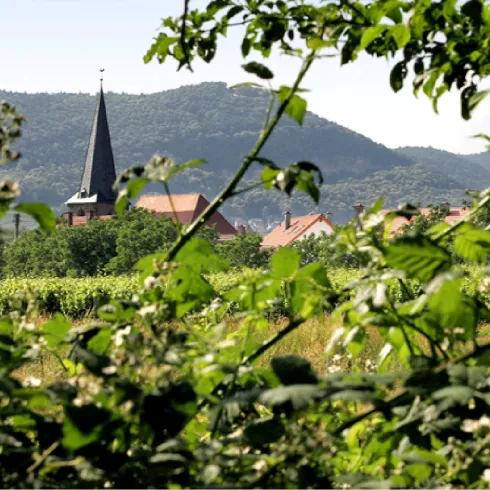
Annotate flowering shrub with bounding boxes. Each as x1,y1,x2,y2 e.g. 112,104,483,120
4,0,490,487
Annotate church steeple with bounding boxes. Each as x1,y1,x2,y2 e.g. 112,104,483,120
65,72,117,218
78,82,117,203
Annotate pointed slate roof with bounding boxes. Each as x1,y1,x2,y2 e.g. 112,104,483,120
67,85,117,204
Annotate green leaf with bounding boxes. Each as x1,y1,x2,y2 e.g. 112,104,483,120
176,238,228,273
385,236,451,282
330,389,376,402
87,328,112,354
241,38,252,57
390,24,410,48
454,224,490,262
42,314,71,348
14,202,56,232
271,356,318,385
290,262,331,317
259,384,323,410
202,464,221,485
226,5,243,19
432,385,473,403
277,86,307,125
386,6,403,23
427,279,477,339
230,82,265,89
244,417,285,447
133,252,166,277
115,195,130,216
62,418,100,450
390,61,407,92
271,247,300,278
261,165,280,189
242,61,274,79
126,177,149,200
359,25,387,50
468,89,490,117
306,38,331,50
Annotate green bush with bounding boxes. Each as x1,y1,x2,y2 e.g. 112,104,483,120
3,1,490,488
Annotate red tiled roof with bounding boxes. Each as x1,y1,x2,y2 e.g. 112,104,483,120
135,193,237,236
383,207,470,234
261,214,334,248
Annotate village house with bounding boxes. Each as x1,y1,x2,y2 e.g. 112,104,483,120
135,193,237,239
381,201,470,235
261,211,335,249
63,77,237,240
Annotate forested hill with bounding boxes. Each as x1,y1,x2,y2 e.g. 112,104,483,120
0,82,487,223
395,147,490,191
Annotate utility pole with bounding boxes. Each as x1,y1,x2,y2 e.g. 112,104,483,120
13,213,20,241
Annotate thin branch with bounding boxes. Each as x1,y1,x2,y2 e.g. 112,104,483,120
230,177,276,197
262,84,275,134
244,318,304,364
164,182,183,232
27,441,59,474
180,0,193,71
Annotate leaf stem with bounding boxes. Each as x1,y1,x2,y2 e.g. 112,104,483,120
164,181,183,232
179,0,193,71
244,317,304,364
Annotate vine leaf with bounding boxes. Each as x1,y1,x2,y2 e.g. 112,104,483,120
242,62,274,79
14,202,57,232
277,86,307,125
385,236,451,282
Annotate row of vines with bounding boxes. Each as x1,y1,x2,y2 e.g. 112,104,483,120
1,266,488,318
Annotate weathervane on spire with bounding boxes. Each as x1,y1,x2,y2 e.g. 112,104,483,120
100,68,105,86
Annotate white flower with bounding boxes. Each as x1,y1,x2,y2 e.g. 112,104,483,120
137,305,157,317
332,354,342,362
480,416,490,427
479,277,490,293
73,397,84,407
483,468,490,482
121,400,134,413
115,326,131,346
24,376,41,387
102,365,117,375
462,419,480,433
144,276,158,289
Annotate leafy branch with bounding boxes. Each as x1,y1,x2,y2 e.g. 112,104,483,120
164,49,319,262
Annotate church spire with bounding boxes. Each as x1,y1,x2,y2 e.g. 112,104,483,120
78,72,117,203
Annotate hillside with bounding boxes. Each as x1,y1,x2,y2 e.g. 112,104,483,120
0,82,480,223
395,146,490,192
465,152,490,170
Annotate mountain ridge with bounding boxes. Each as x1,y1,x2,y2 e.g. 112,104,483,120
0,82,487,223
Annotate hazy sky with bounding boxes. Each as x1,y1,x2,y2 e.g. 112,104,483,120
2,0,490,154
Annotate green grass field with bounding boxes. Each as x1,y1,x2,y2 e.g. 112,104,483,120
6,265,488,385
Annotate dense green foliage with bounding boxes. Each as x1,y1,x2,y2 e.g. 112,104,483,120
4,0,490,488
2,209,218,277
1,86,488,223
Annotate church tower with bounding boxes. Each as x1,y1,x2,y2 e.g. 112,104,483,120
64,71,117,223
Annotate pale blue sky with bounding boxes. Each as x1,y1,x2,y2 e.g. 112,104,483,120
1,0,489,154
